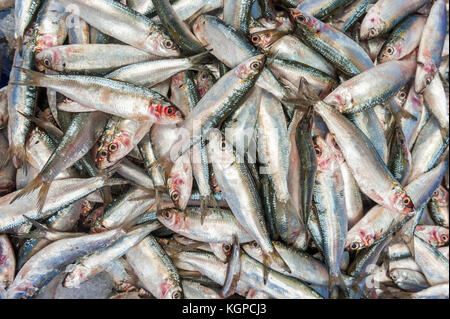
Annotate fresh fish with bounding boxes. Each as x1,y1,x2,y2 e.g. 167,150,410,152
415,0,447,93
55,0,181,57
360,0,429,40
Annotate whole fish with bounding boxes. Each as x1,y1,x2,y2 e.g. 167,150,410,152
192,15,287,100
314,101,414,215
35,44,158,73
125,235,182,299
6,228,125,299
208,129,290,273
415,0,447,93
378,15,426,63
360,0,429,40
54,0,181,57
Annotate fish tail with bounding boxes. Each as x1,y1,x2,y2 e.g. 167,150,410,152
1,145,27,169
9,67,45,87
199,195,211,225
439,127,449,143
328,273,349,299
265,247,292,274
149,152,174,180
9,173,45,205
36,181,51,213
188,50,213,68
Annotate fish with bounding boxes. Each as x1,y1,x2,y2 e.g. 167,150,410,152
360,0,429,40
415,0,447,93
0,0,448,300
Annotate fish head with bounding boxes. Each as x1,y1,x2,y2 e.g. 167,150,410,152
157,208,187,232
391,183,415,215
167,159,192,210
313,135,339,172
161,278,183,299
149,102,184,124
432,185,449,206
414,62,436,94
417,226,449,247
209,242,233,263
242,241,263,260
323,87,352,113
378,42,402,63
248,30,283,51
62,265,89,289
325,133,345,164
195,69,215,97
234,54,266,81
207,129,235,171
393,86,409,107
360,9,385,40
287,9,319,34
35,49,60,72
345,228,374,251
148,32,180,57
192,15,209,45
388,268,408,283
95,132,130,170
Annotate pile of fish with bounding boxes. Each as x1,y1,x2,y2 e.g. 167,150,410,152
0,0,449,299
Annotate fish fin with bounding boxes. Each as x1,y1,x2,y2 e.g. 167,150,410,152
266,247,291,274
46,88,60,127
262,254,269,285
199,195,211,225
9,173,45,204
36,182,51,213
149,152,174,180
439,127,449,143
23,215,50,232
101,186,113,207
1,145,27,169
328,273,349,299
185,6,207,25
188,50,213,67
16,110,64,139
9,67,45,86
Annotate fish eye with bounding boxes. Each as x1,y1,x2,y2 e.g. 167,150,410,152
386,46,395,55
43,58,51,67
172,291,182,299
250,62,261,70
314,146,322,156
201,72,208,80
390,272,398,280
441,234,449,243
433,190,439,197
163,39,175,49
369,28,377,37
403,197,410,205
223,244,231,252
425,77,432,85
251,35,261,43
297,14,306,23
163,210,172,219
350,242,360,250
108,143,118,152
164,106,176,116
100,150,108,158
171,191,180,203
251,242,259,248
